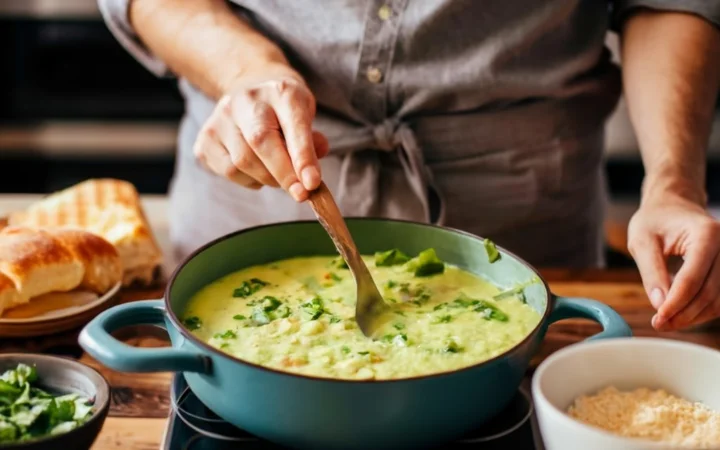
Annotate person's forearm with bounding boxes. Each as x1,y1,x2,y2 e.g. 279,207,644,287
620,10,720,206
129,0,297,99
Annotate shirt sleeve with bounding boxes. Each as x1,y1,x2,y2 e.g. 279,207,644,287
97,0,172,77
611,0,720,31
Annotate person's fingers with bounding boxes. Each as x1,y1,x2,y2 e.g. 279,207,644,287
666,252,720,330
270,81,321,191
195,132,261,189
313,131,330,159
688,294,720,327
655,225,720,327
215,97,278,187
232,95,305,201
627,230,670,310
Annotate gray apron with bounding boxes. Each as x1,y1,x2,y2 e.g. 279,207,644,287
168,78,613,268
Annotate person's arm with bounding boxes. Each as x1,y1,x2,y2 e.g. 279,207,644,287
620,9,720,330
128,0,327,200
129,0,290,99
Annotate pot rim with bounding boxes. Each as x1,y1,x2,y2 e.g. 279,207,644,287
163,217,554,384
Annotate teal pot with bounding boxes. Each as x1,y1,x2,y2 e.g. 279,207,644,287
79,219,631,450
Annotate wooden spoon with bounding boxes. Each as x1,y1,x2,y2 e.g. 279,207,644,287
307,182,390,338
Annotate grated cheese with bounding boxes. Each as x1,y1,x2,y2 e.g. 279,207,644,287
567,386,720,449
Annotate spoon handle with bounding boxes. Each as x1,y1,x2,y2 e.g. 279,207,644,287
306,182,367,276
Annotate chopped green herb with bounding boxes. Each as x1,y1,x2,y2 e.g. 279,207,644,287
0,364,94,444
432,315,453,324
300,297,326,321
393,323,405,330
452,295,481,308
341,346,351,354
484,238,501,263
433,303,447,311
274,304,292,319
329,316,342,324
394,311,406,317
357,351,370,356
442,339,463,353
328,272,342,282
331,257,349,269
473,300,509,321
233,314,246,320
385,280,398,288
374,249,410,267
220,343,230,349
182,316,202,331
381,333,408,347
232,278,269,298
260,296,282,312
405,248,445,277
214,330,237,339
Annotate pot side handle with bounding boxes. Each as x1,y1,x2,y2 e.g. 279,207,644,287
78,299,210,374
549,296,632,341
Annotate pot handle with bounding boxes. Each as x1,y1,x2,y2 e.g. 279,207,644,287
549,296,632,341
79,299,210,374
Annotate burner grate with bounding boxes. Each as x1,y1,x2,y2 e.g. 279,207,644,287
162,374,545,450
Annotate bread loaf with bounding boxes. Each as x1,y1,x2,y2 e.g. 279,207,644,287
8,178,163,286
44,228,123,294
0,226,123,317
0,227,84,301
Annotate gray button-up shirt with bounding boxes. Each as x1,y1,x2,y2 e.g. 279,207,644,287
99,0,720,266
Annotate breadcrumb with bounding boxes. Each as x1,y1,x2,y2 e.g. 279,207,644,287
567,386,720,449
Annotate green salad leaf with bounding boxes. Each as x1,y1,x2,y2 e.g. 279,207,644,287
0,364,94,444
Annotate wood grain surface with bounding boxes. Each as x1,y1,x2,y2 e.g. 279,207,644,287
1,268,718,450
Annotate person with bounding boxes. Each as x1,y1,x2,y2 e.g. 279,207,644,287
98,0,720,332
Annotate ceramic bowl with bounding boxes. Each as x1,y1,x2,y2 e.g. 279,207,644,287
532,337,720,450
0,354,110,450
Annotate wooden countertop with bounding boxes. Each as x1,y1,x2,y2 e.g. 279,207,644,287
1,268,719,450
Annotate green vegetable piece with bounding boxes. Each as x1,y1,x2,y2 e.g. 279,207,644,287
453,295,480,308
329,316,342,324
432,315,453,324
484,238,501,263
374,249,410,267
357,351,370,356
0,420,16,442
406,248,445,277
274,304,292,319
473,300,509,321
49,421,77,436
182,316,202,331
300,297,325,321
260,296,282,312
331,257,349,269
393,323,405,330
233,315,246,320
214,330,237,339
442,339,463,353
394,311,406,317
340,346,351,354
232,278,269,298
385,280,397,288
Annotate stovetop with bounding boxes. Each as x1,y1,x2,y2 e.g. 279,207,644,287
161,373,545,450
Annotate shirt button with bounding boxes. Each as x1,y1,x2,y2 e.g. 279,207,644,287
366,67,383,84
378,4,392,21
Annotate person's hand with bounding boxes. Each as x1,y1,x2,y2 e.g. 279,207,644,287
628,189,720,331
193,66,329,202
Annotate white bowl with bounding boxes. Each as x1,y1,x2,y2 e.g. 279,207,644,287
532,337,720,450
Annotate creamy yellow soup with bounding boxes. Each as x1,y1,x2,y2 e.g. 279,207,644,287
181,249,542,380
